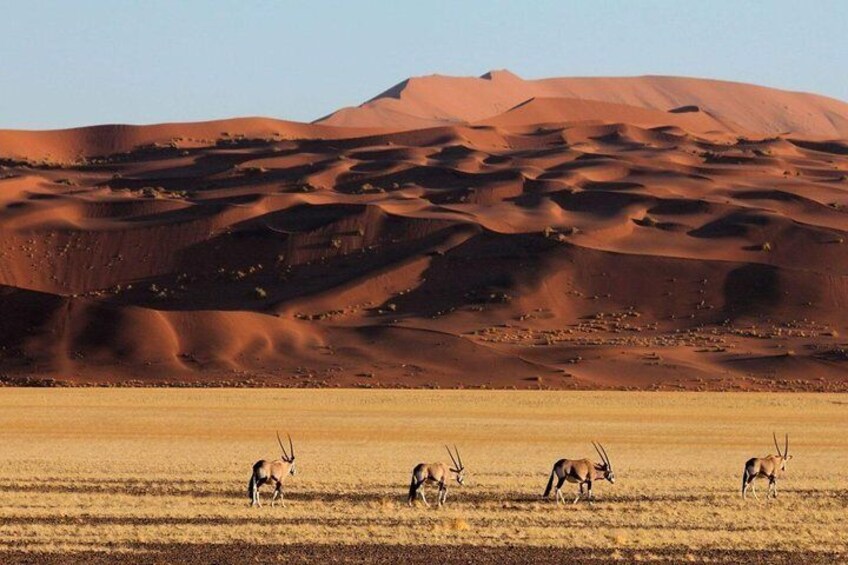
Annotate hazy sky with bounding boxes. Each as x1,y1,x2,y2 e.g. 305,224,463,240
3,0,846,129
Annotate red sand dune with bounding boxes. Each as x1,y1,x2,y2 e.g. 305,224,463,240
1,71,848,390
0,118,391,164
318,71,848,137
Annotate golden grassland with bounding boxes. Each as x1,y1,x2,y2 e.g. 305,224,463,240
0,389,846,559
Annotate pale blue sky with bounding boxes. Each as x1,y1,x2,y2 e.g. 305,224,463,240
2,0,846,129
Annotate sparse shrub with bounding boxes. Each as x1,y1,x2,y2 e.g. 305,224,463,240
543,226,579,241
465,288,512,304
358,183,385,194
243,166,267,176
141,186,165,199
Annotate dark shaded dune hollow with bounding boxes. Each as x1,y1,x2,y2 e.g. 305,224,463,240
2,71,848,390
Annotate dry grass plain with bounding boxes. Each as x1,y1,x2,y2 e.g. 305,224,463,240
0,389,846,563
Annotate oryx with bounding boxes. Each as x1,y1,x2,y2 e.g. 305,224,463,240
408,445,465,507
248,432,297,507
543,441,615,504
742,433,791,500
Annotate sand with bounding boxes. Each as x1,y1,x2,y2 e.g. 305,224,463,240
1,71,847,389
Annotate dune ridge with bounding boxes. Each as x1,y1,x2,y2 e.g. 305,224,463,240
1,72,848,390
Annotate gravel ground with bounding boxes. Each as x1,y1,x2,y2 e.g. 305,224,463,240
1,544,842,565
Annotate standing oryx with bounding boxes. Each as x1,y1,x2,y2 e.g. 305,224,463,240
742,433,791,500
543,442,616,504
248,432,297,507
407,445,465,507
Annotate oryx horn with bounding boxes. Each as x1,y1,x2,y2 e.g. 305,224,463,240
445,445,462,471
277,431,291,461
592,441,610,468
773,432,783,458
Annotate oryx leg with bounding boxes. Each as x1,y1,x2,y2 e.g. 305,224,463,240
418,486,430,508
439,484,448,506
271,482,285,507
587,480,594,505
250,478,258,507
555,475,567,505
573,482,584,505
270,483,278,507
769,476,777,499
254,483,263,507
747,478,759,500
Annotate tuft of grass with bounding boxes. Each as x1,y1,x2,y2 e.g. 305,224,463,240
450,518,470,532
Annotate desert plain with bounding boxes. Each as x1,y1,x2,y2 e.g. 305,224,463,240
0,388,846,564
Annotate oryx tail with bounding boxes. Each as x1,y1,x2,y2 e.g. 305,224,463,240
543,467,556,498
408,476,419,503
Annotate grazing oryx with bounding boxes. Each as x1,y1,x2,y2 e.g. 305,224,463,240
248,432,297,507
543,442,616,504
407,445,465,507
742,433,791,500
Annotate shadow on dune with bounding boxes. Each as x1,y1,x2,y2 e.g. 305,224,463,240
723,263,781,316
